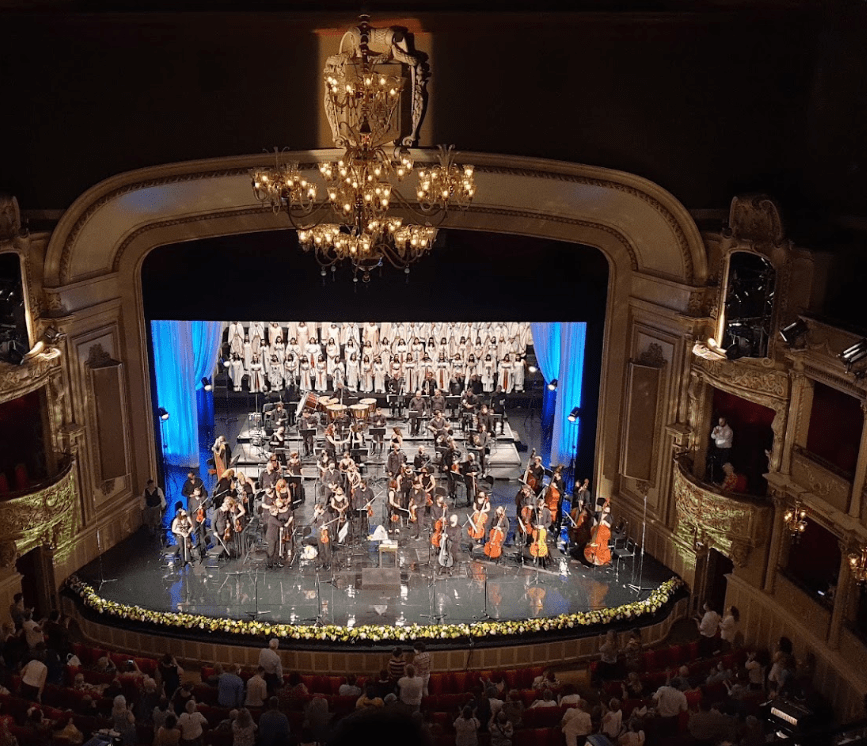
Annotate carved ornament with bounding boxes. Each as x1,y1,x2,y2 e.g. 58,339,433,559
0,460,78,567
637,343,667,368
673,457,771,567
693,356,788,401
726,194,785,246
0,353,60,406
790,448,852,513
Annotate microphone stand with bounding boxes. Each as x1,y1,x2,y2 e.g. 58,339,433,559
472,565,495,621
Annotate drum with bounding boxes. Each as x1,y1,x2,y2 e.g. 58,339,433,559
350,403,370,422
327,404,348,421
248,412,262,428
360,397,377,415
318,396,336,411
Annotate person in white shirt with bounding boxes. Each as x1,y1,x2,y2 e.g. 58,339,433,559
720,605,740,651
601,698,624,740
396,664,424,712
695,602,721,657
258,638,283,694
20,650,48,702
178,698,208,744
709,417,734,482
244,666,268,708
21,612,43,649
652,684,687,737
561,700,592,746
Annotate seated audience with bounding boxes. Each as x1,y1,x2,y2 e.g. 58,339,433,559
561,699,592,746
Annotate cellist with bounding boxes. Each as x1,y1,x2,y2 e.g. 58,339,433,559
584,504,613,567
468,490,491,545
484,506,508,563
528,455,545,496
431,494,448,549
516,484,536,546
547,464,566,534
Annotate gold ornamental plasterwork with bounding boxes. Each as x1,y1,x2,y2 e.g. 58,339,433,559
0,354,59,406
693,357,789,402
673,457,771,567
0,460,78,567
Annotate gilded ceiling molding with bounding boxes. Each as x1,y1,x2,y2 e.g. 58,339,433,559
0,460,78,568
673,456,771,568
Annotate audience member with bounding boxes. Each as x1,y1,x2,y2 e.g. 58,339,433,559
669,665,692,691
258,696,290,746
532,668,560,691
245,666,268,708
42,610,70,655
8,593,26,630
695,601,721,657
172,682,195,716
559,683,581,706
232,707,257,746
501,690,524,728
258,639,284,694
652,683,687,737
412,641,431,695
218,664,245,708
153,696,172,732
134,676,160,726
338,673,362,697
372,669,393,699
561,699,592,746
388,647,407,681
356,684,385,710
598,629,620,680
489,709,513,746
397,663,423,712
158,653,183,699
304,696,332,743
454,705,481,746
23,706,52,741
177,698,208,745
622,628,642,672
21,611,43,650
110,695,137,745
155,713,181,746
618,716,646,746
19,647,47,702
601,698,623,740
720,605,740,650
688,699,735,745
745,651,765,690
529,688,558,709
621,671,646,700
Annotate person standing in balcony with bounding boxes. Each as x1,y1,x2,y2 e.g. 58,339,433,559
708,416,733,483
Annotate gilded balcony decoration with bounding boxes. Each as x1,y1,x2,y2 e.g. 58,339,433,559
0,458,77,568
0,351,61,407
673,456,771,567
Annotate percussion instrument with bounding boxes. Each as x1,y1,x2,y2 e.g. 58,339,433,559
350,403,370,421
251,434,263,447
360,398,377,415
296,391,322,420
248,412,262,428
318,396,337,411
327,404,348,421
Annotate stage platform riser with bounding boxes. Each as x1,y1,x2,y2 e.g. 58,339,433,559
61,597,687,675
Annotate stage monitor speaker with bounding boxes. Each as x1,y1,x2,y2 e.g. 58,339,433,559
361,568,401,592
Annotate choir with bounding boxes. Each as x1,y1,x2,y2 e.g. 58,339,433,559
222,321,533,395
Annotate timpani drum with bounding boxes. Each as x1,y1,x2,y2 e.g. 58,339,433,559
360,397,377,415
350,403,370,422
318,396,336,411
327,404,348,421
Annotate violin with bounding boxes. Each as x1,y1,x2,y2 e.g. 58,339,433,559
408,503,418,523
483,526,504,559
319,525,330,544
468,510,486,541
530,526,549,558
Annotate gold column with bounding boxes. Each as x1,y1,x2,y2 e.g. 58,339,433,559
828,537,856,650
763,491,788,594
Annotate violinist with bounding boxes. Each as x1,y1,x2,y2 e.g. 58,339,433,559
214,468,236,511
329,486,350,544
338,450,356,491
274,478,291,507
259,459,280,494
236,472,254,511
386,443,406,478
311,503,332,570
187,486,208,553
409,478,428,539
370,408,387,455
285,451,303,505
387,488,404,534
352,478,375,539
264,499,288,569
528,456,545,496
413,446,429,473
181,471,207,504
316,450,331,480
171,509,194,566
420,467,436,511
320,461,341,503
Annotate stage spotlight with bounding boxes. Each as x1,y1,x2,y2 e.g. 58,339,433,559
222,358,231,368
839,338,867,370
779,319,808,345
527,364,538,374
567,407,580,422
157,407,170,421
201,377,213,391
547,379,558,391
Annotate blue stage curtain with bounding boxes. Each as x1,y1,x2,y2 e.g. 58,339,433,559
530,321,587,471
151,320,223,467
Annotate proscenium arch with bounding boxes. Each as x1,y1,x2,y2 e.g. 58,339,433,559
42,150,707,504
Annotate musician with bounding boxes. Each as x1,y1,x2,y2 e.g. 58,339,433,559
263,500,287,569
390,427,404,451
428,410,450,443
534,497,552,538
370,408,387,455
171,509,194,566
420,371,437,397
430,389,446,415
259,460,280,494
142,479,166,537
442,439,461,498
386,443,406,477
268,425,286,454
329,487,351,545
448,374,463,396
396,464,414,508
320,462,341,503
311,503,332,570
460,388,478,431
324,423,340,462
420,467,436,512
409,478,428,539
181,471,207,502
573,478,591,508
187,486,208,552
273,401,289,429
471,424,491,474
236,472,254,510
316,450,331,480
413,446,429,472
285,451,303,505
477,404,495,435
387,488,403,534
492,505,509,536
352,478,374,540
408,390,425,436
463,453,481,506
349,421,367,459
274,477,291,507
299,410,316,456
442,514,462,571
211,436,231,478
469,490,491,545
214,468,236,510
491,386,507,434
549,464,566,534
432,493,449,529
528,456,545,496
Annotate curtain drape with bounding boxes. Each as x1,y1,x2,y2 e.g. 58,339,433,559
151,320,223,467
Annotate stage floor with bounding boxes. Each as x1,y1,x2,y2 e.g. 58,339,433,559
80,485,674,630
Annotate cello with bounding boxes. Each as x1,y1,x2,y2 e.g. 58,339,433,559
483,525,504,559
529,526,549,560
468,510,486,541
524,448,538,492
584,507,612,566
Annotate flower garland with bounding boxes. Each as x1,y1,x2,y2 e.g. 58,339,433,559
65,574,684,644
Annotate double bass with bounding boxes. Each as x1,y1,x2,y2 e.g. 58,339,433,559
584,509,612,566
524,448,538,492
544,481,560,515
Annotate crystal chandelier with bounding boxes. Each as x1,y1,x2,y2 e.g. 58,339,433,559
251,16,476,282
782,500,808,542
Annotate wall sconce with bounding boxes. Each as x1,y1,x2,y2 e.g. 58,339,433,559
849,546,867,585
782,500,808,542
